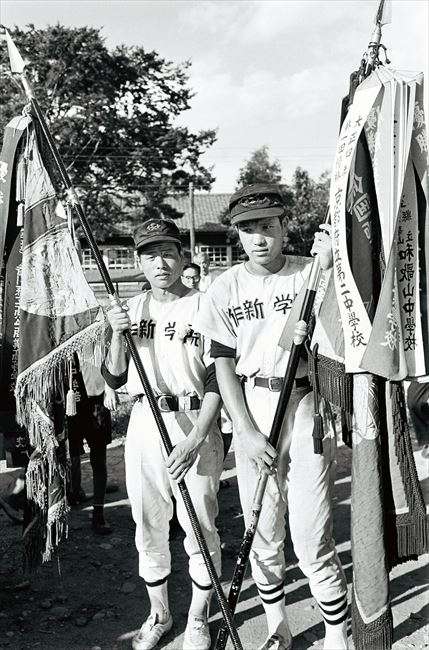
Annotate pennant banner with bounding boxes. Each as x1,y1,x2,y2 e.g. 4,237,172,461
330,74,382,372
330,68,428,379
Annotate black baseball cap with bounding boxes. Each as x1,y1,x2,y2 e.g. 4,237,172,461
134,218,182,251
229,183,286,225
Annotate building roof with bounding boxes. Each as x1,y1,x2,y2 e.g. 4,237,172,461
165,193,231,232
109,193,232,238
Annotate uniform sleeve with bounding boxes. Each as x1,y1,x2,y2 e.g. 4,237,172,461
101,359,128,389
194,284,237,350
210,340,236,358
203,362,220,395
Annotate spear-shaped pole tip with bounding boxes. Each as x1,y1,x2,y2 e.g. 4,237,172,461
4,28,26,74
375,0,392,27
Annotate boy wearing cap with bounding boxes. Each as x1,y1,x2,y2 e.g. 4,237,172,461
195,184,348,650
102,218,224,650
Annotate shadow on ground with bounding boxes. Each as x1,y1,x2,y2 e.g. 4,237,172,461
0,440,427,649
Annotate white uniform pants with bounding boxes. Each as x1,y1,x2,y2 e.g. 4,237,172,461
125,399,223,586
235,383,347,608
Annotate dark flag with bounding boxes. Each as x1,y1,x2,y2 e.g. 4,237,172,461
0,115,105,562
0,117,31,469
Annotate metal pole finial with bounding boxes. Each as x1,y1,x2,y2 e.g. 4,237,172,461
364,0,392,76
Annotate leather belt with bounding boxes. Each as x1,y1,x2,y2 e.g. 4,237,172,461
242,375,310,392
137,394,201,412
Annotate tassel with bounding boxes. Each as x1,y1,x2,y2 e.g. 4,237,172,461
311,343,324,454
342,412,353,448
16,203,24,226
16,154,27,226
65,360,77,416
66,389,77,416
16,155,26,201
313,414,324,454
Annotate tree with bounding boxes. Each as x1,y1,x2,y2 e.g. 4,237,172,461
221,145,285,230
285,168,330,256
222,147,329,257
0,25,216,237
236,145,282,187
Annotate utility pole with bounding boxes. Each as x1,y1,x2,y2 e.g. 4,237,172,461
189,181,195,260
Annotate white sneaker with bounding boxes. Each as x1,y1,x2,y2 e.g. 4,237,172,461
183,614,211,650
132,612,173,650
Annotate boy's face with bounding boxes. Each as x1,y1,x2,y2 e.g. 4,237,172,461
237,216,286,266
137,242,183,289
182,267,200,289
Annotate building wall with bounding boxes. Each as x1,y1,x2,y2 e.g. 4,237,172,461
81,233,241,271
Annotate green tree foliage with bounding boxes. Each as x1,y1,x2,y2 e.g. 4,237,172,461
0,25,216,237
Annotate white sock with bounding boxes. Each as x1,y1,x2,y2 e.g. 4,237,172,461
145,578,170,624
257,581,292,642
323,620,348,649
189,581,213,621
318,593,348,649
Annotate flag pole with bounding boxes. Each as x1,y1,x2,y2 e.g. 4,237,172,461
189,181,196,260
215,1,390,647
3,29,242,650
364,0,390,78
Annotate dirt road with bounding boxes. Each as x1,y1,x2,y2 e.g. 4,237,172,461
0,439,427,649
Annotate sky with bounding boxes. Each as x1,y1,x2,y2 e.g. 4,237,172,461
1,0,428,192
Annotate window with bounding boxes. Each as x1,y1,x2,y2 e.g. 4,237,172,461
199,245,228,265
231,245,243,264
107,247,135,269
81,247,136,270
82,248,97,270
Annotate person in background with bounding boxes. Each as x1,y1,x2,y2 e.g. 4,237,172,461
195,252,215,292
0,471,25,524
407,379,429,456
182,262,201,290
67,353,119,535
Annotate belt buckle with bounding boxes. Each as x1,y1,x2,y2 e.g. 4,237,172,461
157,395,171,412
179,395,192,411
268,377,282,392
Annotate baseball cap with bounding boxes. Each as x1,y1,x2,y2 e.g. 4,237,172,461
134,218,182,250
229,183,286,226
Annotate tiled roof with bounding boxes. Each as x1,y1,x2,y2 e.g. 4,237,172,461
165,193,231,231
112,193,232,236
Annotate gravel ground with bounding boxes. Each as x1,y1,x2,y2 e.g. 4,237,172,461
0,436,427,650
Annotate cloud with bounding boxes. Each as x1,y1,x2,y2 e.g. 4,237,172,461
239,0,353,43
3,0,426,192
178,1,249,40
179,56,347,189
177,0,428,189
